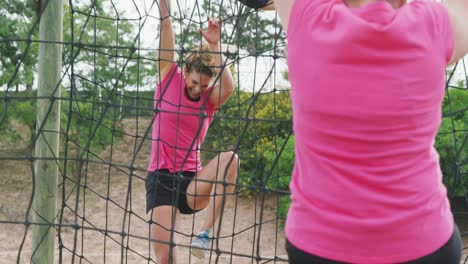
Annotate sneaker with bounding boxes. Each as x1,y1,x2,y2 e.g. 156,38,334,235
191,231,210,259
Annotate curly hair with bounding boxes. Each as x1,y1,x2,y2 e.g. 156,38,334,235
184,43,218,78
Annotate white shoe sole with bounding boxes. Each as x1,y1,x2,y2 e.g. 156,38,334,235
190,243,206,259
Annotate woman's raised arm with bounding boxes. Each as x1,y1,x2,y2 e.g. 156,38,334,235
445,0,468,64
158,0,176,80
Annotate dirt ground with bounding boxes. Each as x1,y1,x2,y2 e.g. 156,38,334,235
0,118,288,263
0,195,287,264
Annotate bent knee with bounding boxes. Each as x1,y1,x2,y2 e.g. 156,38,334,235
218,151,239,183
220,151,239,165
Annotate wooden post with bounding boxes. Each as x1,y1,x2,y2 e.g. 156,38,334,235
32,0,64,263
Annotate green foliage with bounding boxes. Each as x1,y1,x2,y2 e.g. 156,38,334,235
0,1,38,90
120,90,154,118
1,2,154,178
263,136,294,227
1,90,122,178
62,92,120,148
259,120,294,227
0,91,37,145
263,135,294,190
277,195,290,227
60,90,123,177
436,88,468,196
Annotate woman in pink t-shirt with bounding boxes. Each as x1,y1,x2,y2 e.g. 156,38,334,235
146,0,239,263
240,0,468,263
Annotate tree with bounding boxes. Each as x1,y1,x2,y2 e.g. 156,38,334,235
60,2,158,177
0,1,38,91
62,2,157,99
1,2,159,178
171,0,286,59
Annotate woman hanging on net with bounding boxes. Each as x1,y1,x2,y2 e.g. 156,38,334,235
239,0,467,263
146,0,239,263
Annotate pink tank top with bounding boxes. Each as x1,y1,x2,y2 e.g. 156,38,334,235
285,0,455,262
148,64,217,173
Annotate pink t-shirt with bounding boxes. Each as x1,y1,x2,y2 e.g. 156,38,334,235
285,0,454,262
148,64,217,173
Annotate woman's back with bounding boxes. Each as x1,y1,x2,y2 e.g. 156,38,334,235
284,0,455,262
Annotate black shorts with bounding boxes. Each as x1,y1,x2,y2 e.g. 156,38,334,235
286,224,461,264
145,169,201,215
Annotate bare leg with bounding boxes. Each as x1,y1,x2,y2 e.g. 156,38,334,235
148,206,180,264
186,151,239,231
